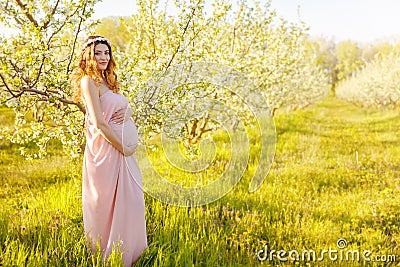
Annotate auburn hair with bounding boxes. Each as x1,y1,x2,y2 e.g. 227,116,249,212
70,35,119,101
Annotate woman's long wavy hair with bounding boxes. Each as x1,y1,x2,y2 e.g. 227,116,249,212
70,35,119,101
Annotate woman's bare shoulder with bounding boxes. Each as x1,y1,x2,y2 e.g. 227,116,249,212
80,76,99,97
80,75,97,88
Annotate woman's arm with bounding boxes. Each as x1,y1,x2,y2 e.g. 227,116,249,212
81,76,135,156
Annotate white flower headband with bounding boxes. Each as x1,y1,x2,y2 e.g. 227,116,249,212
81,37,111,51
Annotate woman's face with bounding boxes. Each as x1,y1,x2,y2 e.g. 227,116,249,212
94,43,110,71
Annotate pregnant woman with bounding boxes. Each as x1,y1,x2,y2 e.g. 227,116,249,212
70,36,147,266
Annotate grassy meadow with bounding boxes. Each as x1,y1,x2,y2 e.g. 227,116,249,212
0,96,399,266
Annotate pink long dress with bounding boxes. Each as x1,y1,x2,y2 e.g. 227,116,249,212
82,89,147,266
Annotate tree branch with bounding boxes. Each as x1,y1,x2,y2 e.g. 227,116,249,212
31,54,46,89
14,0,39,28
42,0,60,29
67,1,87,74
9,60,31,85
47,4,81,48
1,1,23,26
149,4,157,60
22,87,85,113
165,1,199,70
0,73,17,98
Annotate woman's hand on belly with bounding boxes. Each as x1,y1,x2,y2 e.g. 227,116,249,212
110,107,133,125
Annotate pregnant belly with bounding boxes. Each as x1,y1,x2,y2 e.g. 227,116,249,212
110,119,138,148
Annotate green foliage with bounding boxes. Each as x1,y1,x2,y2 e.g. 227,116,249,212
1,97,399,266
95,16,131,51
335,40,363,82
360,40,400,63
307,36,400,97
306,36,338,91
336,52,400,109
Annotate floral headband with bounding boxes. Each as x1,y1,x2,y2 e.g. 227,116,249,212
81,37,111,51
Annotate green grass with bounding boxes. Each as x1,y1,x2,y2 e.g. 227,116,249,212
1,96,399,266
